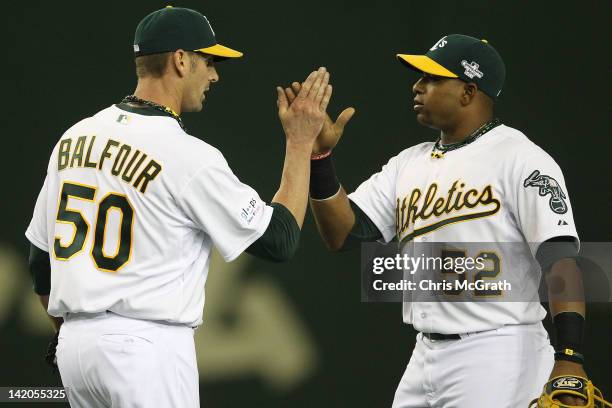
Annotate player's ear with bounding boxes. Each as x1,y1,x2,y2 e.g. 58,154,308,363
172,49,189,77
461,82,478,106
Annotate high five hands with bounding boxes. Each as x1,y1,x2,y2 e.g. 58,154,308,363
280,71,356,154
276,67,333,149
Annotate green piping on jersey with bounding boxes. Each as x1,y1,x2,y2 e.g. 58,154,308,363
115,103,176,118
399,207,501,243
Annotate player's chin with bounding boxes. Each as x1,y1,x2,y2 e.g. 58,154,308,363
415,112,430,126
190,98,205,112
415,114,440,131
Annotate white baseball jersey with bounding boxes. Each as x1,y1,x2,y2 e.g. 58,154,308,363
349,124,579,334
26,105,273,327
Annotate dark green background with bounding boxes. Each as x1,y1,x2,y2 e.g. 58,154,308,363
2,1,610,407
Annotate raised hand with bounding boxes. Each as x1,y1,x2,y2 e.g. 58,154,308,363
276,67,332,149
284,81,355,154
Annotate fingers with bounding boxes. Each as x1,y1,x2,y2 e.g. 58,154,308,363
314,71,330,103
336,107,356,129
297,70,318,100
285,87,297,103
291,82,301,94
307,67,327,99
320,85,333,111
276,86,288,114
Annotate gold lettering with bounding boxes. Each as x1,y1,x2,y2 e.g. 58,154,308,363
99,140,119,170
58,139,71,171
395,199,401,236
396,180,501,242
121,150,147,182
444,180,460,213
111,145,131,176
432,197,446,217
419,184,438,219
403,189,421,233
464,189,479,208
133,160,162,193
84,136,98,168
69,136,87,168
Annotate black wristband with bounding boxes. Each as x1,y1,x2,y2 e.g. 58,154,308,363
554,349,585,364
553,311,585,354
310,154,340,200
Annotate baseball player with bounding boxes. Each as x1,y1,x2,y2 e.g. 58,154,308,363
26,7,332,407
286,34,598,406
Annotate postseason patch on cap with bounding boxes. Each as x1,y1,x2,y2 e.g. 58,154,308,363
461,60,483,79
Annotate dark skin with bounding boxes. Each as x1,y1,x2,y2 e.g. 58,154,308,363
285,71,588,406
412,73,494,144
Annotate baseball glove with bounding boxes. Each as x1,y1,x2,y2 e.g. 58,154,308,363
45,331,59,374
529,376,612,408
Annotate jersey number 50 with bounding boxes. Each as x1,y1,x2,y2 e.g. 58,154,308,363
53,181,134,272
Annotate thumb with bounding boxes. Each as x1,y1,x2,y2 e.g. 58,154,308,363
335,107,356,130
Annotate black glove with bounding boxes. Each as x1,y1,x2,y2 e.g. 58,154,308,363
45,332,59,373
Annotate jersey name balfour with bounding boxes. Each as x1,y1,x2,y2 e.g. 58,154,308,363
57,135,162,194
396,180,501,242
25,105,274,327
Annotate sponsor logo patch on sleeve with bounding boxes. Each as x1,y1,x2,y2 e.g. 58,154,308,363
240,198,260,225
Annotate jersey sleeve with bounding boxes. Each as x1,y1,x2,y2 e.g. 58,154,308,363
178,156,273,262
348,154,399,243
514,151,579,256
25,175,50,252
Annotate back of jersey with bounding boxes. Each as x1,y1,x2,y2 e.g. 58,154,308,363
26,105,273,327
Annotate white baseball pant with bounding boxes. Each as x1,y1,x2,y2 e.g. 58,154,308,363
392,322,554,408
56,311,199,408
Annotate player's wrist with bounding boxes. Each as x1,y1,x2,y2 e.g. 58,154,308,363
552,312,584,348
552,311,585,364
554,348,585,365
285,140,315,156
310,151,340,199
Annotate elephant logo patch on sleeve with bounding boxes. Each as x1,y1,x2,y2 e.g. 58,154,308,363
523,170,568,214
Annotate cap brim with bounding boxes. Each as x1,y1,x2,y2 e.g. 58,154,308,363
396,54,458,78
196,43,243,59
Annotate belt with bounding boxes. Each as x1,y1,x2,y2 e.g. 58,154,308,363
421,332,461,341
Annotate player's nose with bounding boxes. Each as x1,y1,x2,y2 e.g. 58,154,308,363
412,77,425,94
209,66,219,83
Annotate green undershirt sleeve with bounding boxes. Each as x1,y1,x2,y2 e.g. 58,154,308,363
245,203,300,262
340,201,383,251
536,236,579,271
29,243,51,295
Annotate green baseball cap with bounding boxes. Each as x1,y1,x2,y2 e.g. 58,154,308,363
133,6,242,60
397,34,505,99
